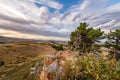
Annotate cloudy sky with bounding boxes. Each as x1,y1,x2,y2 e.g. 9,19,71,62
0,0,120,41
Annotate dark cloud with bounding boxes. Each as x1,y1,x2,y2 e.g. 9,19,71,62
0,23,69,38
0,14,33,24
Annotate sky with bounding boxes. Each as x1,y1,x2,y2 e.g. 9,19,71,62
0,0,120,41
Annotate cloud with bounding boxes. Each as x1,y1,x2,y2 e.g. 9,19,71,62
0,29,68,41
95,19,116,29
0,0,120,41
64,0,120,30
80,0,90,10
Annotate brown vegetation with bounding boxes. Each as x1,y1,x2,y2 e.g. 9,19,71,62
0,42,55,64
0,42,56,80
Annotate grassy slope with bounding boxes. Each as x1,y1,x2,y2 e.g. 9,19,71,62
0,42,55,80
0,42,55,63
0,57,43,80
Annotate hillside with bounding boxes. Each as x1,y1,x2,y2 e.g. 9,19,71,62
0,42,56,80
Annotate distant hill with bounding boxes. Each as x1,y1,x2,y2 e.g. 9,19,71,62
0,36,40,42
0,36,67,43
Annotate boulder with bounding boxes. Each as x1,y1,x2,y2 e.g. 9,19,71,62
39,50,76,80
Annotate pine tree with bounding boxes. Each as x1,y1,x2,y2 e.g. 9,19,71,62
68,22,104,54
105,29,120,59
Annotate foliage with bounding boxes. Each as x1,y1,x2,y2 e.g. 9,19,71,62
105,29,120,59
52,44,63,51
68,22,104,53
60,53,120,80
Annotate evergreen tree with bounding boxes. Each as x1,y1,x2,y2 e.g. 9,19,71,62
68,22,104,54
105,29,120,59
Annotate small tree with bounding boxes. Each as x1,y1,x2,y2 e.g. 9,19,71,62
68,22,104,54
105,29,120,59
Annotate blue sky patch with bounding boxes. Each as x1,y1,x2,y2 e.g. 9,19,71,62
56,0,82,13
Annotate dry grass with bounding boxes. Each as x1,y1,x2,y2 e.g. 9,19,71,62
0,42,55,63
60,53,120,80
0,42,55,80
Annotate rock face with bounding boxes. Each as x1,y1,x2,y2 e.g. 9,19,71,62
30,62,43,76
44,62,58,73
39,50,76,80
40,70,48,80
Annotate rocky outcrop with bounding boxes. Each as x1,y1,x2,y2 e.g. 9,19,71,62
39,50,76,80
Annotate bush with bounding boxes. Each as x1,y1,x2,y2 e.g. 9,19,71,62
52,44,63,51
0,61,4,67
60,53,120,80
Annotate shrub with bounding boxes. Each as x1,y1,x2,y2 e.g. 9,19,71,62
0,60,4,67
52,44,63,51
61,53,120,80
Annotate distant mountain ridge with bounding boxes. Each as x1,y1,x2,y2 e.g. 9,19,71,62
0,36,67,43
0,36,40,42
